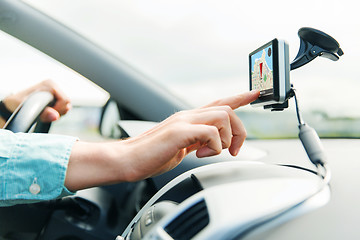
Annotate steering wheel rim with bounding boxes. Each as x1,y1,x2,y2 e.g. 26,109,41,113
3,91,55,133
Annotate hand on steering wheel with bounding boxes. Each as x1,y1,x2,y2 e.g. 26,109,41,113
3,91,55,133
2,80,71,133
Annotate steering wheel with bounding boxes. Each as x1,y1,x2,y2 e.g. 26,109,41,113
3,91,55,133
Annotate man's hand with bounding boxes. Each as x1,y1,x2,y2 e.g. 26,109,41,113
2,80,71,124
122,89,260,181
65,90,260,191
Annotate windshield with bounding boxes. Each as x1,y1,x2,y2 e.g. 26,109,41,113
21,0,360,138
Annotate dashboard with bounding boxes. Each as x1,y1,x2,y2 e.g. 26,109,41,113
244,139,360,239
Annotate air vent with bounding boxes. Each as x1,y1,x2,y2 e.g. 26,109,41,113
164,199,209,240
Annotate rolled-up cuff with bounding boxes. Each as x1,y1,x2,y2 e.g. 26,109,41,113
0,130,78,206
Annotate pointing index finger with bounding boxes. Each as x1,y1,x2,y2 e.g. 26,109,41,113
203,89,260,110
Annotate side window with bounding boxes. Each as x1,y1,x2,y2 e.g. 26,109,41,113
0,31,109,140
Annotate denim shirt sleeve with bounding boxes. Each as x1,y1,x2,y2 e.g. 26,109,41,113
0,129,78,207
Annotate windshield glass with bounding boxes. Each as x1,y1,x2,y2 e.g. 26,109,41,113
22,0,360,138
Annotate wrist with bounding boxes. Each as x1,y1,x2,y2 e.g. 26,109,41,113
106,139,139,182
0,100,13,122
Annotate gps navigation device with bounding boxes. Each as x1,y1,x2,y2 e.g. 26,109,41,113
249,39,290,107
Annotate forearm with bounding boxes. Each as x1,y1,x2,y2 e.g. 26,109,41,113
0,99,14,128
64,140,131,192
0,117,6,128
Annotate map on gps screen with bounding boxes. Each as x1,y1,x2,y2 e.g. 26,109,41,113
251,45,273,95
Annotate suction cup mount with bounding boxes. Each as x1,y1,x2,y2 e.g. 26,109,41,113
268,27,343,111
290,27,343,70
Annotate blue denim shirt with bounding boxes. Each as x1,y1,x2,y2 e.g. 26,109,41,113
0,129,77,206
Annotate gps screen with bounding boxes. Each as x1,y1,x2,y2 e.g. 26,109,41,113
250,44,273,96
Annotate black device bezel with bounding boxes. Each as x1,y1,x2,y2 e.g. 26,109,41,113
249,39,280,105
